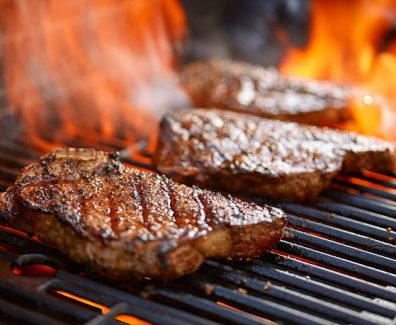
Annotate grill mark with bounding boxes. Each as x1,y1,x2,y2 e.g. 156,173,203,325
193,189,207,229
229,196,243,224
70,180,83,225
47,180,82,226
191,118,229,167
208,142,228,166
251,118,262,143
39,179,90,237
196,191,216,229
109,207,119,235
161,178,179,227
227,119,259,169
133,174,150,233
130,175,142,220
171,119,207,175
108,191,122,237
250,120,271,158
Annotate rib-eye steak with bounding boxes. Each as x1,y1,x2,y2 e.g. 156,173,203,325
181,59,361,126
0,148,286,279
155,109,396,202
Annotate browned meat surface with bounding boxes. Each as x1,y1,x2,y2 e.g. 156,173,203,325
181,59,357,126
0,148,286,280
155,109,396,202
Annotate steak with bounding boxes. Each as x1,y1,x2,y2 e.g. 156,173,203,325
155,109,396,202
180,59,360,126
0,148,286,280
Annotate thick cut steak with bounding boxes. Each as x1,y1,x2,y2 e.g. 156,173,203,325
0,148,286,279
155,109,396,201
181,59,359,126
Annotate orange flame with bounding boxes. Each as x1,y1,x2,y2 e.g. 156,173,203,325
0,0,187,148
281,0,396,139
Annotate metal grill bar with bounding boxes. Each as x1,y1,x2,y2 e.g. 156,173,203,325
323,189,396,217
0,298,64,325
49,277,212,325
0,166,19,181
333,179,396,201
348,174,396,189
51,273,203,324
276,241,396,285
286,214,396,256
0,281,96,323
0,139,41,159
184,277,335,325
278,203,395,242
314,198,396,229
205,260,396,318
0,230,220,325
263,254,396,301
199,263,394,324
151,289,270,325
285,228,396,271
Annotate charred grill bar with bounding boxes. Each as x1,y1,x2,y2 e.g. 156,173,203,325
0,137,395,325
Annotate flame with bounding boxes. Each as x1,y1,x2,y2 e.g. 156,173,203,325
0,0,187,148
57,290,151,325
281,0,396,139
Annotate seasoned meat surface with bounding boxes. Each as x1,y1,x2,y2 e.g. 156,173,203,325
155,109,396,201
181,59,356,126
0,148,286,279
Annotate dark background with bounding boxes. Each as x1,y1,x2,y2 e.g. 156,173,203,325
181,0,309,66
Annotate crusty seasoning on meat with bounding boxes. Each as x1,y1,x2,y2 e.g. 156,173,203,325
0,148,286,280
181,59,357,126
155,109,396,202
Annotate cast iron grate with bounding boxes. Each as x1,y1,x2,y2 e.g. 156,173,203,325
0,136,395,325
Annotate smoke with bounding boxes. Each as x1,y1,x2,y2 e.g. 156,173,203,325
0,0,188,144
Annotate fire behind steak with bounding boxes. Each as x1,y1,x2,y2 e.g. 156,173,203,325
181,59,357,126
0,148,286,280
155,109,396,202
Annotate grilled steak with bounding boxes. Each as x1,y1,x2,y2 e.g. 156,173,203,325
181,59,358,126
155,109,396,202
0,148,286,280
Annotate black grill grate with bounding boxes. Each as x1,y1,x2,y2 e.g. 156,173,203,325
0,137,395,325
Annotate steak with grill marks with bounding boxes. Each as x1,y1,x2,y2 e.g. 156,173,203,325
0,148,286,280
181,59,362,126
155,109,396,202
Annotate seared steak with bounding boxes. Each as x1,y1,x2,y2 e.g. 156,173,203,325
0,148,286,280
155,109,396,202
181,59,358,126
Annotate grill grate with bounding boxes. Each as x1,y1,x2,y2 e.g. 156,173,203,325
0,137,395,325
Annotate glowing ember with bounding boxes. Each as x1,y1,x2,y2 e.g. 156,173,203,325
281,0,396,139
216,302,275,323
12,264,56,277
0,0,187,148
57,291,151,325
